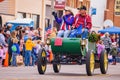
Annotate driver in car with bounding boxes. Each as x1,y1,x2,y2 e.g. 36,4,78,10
69,5,92,39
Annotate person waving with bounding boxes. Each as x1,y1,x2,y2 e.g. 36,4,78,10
52,8,74,38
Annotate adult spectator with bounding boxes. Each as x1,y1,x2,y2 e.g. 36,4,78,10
8,31,17,66
5,24,12,32
0,28,7,46
102,32,112,54
37,27,42,39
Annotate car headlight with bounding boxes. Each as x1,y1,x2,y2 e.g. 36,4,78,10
46,38,51,45
81,39,86,46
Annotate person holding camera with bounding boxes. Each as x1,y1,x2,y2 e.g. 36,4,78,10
52,8,74,38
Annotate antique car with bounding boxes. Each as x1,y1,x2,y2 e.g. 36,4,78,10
37,35,108,76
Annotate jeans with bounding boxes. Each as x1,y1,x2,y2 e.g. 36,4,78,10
69,28,88,39
25,50,31,66
11,53,17,66
57,30,71,38
31,53,36,66
106,48,110,54
82,29,88,39
112,56,116,62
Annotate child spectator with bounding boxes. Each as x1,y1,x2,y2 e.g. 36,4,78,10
25,37,35,66
0,45,4,67
110,42,118,65
97,40,105,59
11,38,20,66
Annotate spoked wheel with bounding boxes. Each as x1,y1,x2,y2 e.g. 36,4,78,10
37,48,47,74
100,50,108,74
86,50,95,76
53,55,61,73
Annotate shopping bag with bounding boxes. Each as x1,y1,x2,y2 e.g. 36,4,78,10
16,55,23,65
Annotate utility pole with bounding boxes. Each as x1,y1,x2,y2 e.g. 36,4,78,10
41,0,46,42
51,0,54,30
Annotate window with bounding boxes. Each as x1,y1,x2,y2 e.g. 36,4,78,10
17,12,26,19
32,14,40,29
26,13,31,18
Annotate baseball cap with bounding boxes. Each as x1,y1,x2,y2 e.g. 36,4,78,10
77,5,87,10
7,23,13,27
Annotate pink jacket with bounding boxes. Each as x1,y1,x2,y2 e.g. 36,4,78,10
97,44,105,54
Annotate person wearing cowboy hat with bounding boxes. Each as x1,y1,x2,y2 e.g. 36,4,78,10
69,5,92,39
52,8,74,38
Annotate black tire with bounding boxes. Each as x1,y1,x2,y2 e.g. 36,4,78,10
86,50,95,76
53,63,61,73
53,55,61,73
37,48,47,74
100,50,108,74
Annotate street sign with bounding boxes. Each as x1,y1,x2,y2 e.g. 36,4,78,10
91,8,96,15
0,0,4,2
54,0,65,10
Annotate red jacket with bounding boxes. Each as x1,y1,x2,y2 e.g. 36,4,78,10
74,14,92,30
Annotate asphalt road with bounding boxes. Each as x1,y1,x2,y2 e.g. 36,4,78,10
0,63,120,80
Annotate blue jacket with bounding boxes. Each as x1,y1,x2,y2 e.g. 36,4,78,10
55,14,74,30
12,43,20,54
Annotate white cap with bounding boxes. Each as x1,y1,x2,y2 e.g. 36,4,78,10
6,31,10,35
7,23,13,27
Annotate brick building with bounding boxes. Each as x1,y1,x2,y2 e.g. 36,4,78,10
105,0,120,27
66,0,90,14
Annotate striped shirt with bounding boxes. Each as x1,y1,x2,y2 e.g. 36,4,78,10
102,37,112,49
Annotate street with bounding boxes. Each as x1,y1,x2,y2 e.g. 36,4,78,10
0,63,120,80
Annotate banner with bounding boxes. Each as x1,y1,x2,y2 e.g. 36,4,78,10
115,0,120,15
0,0,4,2
54,0,65,10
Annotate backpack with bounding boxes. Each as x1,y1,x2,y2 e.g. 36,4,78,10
11,44,17,52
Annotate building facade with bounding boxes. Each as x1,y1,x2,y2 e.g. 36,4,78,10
0,0,91,40
90,0,107,31
105,0,120,27
0,0,52,28
64,0,90,16
0,0,15,26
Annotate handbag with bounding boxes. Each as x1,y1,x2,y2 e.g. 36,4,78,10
16,55,23,65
